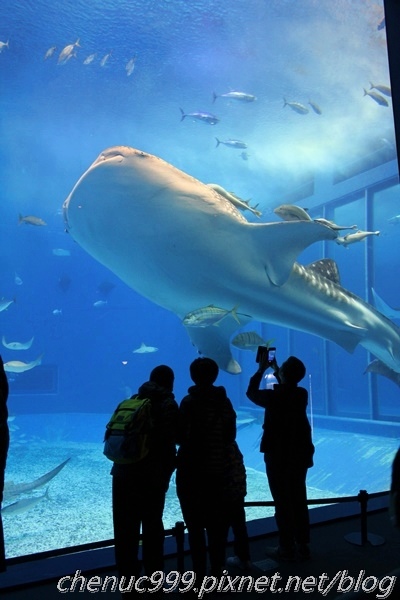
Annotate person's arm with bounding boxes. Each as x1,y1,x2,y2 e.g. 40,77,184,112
246,353,279,407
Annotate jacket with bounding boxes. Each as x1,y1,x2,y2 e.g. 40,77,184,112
247,371,314,468
176,384,236,477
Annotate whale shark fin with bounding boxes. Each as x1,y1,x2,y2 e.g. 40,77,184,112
251,221,338,287
185,312,253,374
306,258,341,285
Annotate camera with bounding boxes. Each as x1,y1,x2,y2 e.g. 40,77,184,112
256,346,276,363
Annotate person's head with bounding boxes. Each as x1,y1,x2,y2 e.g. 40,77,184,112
279,356,306,385
149,365,175,392
190,357,219,386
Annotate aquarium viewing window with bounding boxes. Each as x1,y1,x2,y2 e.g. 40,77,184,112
1,0,399,560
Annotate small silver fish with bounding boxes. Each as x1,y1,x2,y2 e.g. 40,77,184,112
132,342,158,354
388,215,400,225
215,138,248,149
183,304,241,328
0,40,9,53
241,151,250,161
336,230,380,247
0,297,15,312
369,82,391,97
100,52,112,67
363,88,388,107
44,46,56,60
18,214,47,226
274,204,311,222
52,309,62,316
180,108,219,125
14,272,23,285
283,98,309,114
125,57,136,76
83,53,96,65
212,91,256,103
2,335,34,350
308,100,322,115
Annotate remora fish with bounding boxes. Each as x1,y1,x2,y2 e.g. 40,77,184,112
207,184,261,218
3,458,70,501
336,230,380,247
62,146,400,376
4,354,43,373
2,489,49,516
180,108,219,125
274,204,311,222
314,218,357,231
2,335,34,350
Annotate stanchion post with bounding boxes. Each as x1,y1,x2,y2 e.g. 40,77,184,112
359,489,369,546
173,521,185,573
344,489,385,546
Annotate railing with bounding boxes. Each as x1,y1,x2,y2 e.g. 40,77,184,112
4,488,389,571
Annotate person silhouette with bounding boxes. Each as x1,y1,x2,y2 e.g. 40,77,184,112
111,365,178,581
176,357,237,579
0,356,9,573
247,353,314,561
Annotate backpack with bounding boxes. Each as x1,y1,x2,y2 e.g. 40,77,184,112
103,396,153,464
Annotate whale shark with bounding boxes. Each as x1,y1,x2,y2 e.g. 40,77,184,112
63,146,400,376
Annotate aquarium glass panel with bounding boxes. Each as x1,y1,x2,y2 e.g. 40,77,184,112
1,0,399,560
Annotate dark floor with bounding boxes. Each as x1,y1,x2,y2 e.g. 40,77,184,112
1,508,399,598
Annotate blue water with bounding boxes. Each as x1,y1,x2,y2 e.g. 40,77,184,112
1,0,399,557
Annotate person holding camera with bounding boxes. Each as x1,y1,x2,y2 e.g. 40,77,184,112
246,348,314,561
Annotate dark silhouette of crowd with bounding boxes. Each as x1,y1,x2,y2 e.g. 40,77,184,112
0,356,9,573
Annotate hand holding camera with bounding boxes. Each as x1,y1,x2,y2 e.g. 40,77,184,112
256,346,277,372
